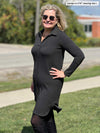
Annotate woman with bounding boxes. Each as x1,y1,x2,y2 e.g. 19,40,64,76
31,4,85,133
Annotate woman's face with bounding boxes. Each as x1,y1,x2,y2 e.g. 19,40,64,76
42,10,58,30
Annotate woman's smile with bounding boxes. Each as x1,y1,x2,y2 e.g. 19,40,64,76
43,21,53,25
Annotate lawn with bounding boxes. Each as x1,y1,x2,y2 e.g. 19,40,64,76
0,65,100,92
0,87,100,133
0,77,32,92
64,65,100,82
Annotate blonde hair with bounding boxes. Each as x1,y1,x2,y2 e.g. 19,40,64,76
40,4,67,31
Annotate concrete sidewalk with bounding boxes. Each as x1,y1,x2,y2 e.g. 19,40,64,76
0,76,100,108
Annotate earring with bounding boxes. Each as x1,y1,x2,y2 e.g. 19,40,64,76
57,23,60,27
57,23,62,30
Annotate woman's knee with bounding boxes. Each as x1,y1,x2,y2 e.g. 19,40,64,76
31,114,41,126
31,115,36,126
31,114,48,133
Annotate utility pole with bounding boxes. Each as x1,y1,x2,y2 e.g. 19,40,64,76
9,0,24,22
35,0,40,35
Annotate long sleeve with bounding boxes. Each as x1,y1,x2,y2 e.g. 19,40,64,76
60,32,85,77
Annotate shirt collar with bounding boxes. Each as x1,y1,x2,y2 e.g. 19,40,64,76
39,25,59,37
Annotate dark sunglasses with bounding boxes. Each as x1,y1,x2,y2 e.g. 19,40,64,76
42,15,55,21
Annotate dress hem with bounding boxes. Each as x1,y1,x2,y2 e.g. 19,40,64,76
33,104,62,117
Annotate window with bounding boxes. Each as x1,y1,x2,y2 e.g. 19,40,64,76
89,25,92,32
85,25,88,32
84,24,92,32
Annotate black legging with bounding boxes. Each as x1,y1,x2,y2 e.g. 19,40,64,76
31,110,57,133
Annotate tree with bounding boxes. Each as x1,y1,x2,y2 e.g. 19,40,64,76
0,0,86,44
0,0,36,44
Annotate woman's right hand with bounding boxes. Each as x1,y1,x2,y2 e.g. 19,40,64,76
31,82,34,92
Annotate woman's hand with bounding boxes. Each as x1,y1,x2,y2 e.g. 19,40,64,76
31,82,34,92
49,67,65,79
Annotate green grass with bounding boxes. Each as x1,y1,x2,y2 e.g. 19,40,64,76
64,65,100,82
0,77,32,93
0,65,100,92
0,87,100,133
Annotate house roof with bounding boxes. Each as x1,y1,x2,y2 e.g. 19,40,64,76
77,15,100,23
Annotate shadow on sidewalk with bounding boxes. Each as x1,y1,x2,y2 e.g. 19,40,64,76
21,126,34,133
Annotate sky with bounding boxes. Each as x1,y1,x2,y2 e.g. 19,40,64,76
67,0,100,16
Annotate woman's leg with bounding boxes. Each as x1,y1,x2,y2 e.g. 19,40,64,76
45,110,57,133
31,113,48,133
31,110,57,133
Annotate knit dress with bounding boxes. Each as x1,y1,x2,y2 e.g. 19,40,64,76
31,25,85,116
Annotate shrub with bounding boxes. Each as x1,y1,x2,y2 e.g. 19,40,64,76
74,37,88,47
87,38,100,47
74,37,100,47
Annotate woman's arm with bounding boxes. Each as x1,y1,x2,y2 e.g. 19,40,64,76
49,32,85,79
60,32,85,77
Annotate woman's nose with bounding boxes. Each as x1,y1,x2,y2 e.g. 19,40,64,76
46,17,50,21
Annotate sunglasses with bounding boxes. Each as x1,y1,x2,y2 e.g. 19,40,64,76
42,15,56,21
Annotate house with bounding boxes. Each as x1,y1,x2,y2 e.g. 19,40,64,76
77,15,100,38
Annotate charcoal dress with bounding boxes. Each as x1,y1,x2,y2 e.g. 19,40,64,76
31,25,85,116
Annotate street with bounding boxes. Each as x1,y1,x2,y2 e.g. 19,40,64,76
0,44,100,69
0,44,100,81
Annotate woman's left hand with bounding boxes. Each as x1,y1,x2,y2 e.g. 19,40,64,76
49,67,65,79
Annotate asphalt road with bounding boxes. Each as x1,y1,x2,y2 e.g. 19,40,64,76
0,44,100,69
0,44,100,81
0,44,33,69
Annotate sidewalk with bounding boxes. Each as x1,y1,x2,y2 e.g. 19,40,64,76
0,76,100,108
